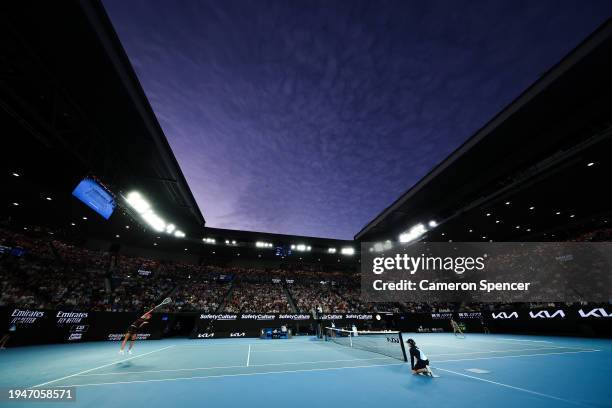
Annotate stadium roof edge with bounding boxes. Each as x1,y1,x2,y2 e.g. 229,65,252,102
354,17,612,241
79,0,205,228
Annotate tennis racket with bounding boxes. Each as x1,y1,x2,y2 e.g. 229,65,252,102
143,297,172,316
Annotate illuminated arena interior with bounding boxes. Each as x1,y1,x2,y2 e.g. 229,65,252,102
0,2,611,408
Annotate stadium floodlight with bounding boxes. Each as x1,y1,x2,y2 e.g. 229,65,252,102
12,202,19,206
373,242,383,252
428,220,437,228
225,240,230,244
12,172,20,177
294,244,311,252
256,241,273,248
174,230,185,238
166,224,176,233
587,162,595,167
141,211,166,232
398,223,426,243
341,247,355,256
126,191,151,214
202,237,215,244
529,206,535,210
328,247,337,253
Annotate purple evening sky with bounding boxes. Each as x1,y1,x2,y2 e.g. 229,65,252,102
103,0,612,239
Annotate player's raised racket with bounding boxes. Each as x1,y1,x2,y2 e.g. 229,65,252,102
143,297,172,315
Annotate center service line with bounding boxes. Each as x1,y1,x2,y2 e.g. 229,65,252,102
246,344,251,367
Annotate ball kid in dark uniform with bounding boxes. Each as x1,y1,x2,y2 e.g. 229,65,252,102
119,313,151,355
407,338,434,376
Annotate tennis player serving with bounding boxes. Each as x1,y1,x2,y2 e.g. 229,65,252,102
407,338,437,377
119,312,151,355
119,297,171,355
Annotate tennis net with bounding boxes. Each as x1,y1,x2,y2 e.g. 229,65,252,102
324,327,407,362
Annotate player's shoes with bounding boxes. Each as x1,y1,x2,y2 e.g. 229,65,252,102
128,350,132,355
119,350,124,355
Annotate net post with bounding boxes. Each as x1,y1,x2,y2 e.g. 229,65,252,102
398,332,408,362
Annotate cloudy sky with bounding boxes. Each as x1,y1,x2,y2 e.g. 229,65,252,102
103,0,612,239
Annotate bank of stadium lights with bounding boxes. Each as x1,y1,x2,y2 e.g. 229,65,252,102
125,191,185,238
328,247,337,254
428,220,438,228
587,162,595,167
203,237,216,244
341,247,355,256
398,223,427,243
291,244,311,252
255,241,273,248
12,172,20,177
225,240,237,246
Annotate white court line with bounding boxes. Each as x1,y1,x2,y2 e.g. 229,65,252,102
429,346,584,357
435,349,600,363
55,362,405,388
246,344,251,367
251,348,327,353
77,356,394,377
496,338,553,343
31,345,175,388
434,367,592,407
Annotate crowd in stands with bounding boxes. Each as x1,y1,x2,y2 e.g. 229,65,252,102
1,226,611,314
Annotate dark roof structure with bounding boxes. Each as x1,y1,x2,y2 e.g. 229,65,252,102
355,19,612,244
1,0,204,235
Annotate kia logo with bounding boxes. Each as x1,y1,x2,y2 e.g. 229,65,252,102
491,312,518,319
579,308,612,318
529,310,565,319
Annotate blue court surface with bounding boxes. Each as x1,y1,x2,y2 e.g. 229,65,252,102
1,334,610,408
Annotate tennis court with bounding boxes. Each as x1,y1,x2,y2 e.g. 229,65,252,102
1,333,610,407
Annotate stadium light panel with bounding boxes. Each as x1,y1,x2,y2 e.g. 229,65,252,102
232,240,236,245
398,223,427,243
529,206,535,210
505,201,511,205
328,247,337,254
82,216,87,220
203,237,215,244
587,162,595,167
428,220,437,228
174,230,185,238
45,197,52,201
12,202,19,206
256,241,273,248
166,224,176,233
12,172,20,177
